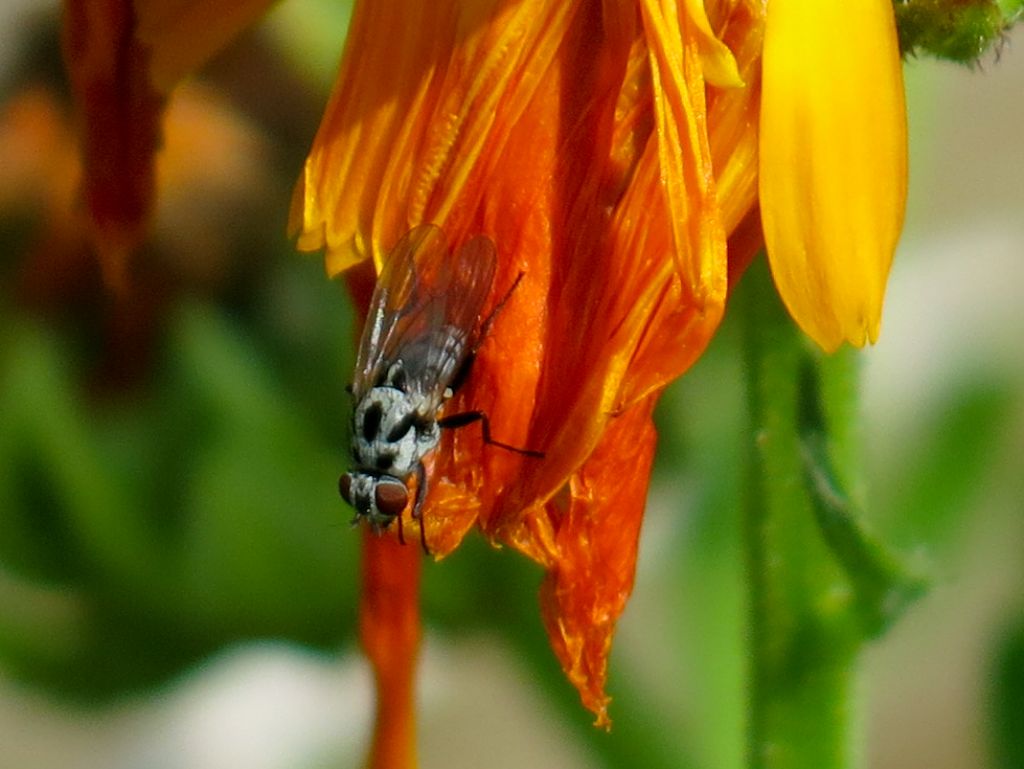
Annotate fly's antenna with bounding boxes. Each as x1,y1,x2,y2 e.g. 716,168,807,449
418,517,430,555
396,511,406,545
412,463,431,555
476,271,525,343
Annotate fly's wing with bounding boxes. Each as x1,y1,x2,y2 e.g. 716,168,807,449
351,225,497,403
351,224,449,398
391,234,497,399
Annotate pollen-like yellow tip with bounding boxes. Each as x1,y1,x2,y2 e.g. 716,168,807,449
759,0,908,352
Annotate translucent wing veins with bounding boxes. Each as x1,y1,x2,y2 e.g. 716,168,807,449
350,225,498,408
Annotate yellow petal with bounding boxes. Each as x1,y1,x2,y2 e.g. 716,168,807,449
759,0,907,351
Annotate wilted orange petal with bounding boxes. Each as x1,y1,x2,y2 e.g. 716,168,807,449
290,0,571,276
487,2,728,540
61,0,273,285
759,0,907,351
62,0,164,287
422,474,482,559
705,0,765,236
538,396,657,728
359,530,421,769
640,0,726,305
134,0,275,92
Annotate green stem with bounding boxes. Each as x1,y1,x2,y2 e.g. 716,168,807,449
738,261,923,769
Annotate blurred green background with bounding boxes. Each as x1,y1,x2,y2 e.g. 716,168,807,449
0,3,1021,769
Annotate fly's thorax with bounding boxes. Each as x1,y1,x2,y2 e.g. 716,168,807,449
351,386,441,477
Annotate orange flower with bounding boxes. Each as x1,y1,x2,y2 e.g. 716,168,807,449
292,0,730,733
291,0,907,751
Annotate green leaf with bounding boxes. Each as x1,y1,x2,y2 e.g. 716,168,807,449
989,611,1024,769
0,319,169,593
875,382,1017,554
797,359,928,638
0,299,359,700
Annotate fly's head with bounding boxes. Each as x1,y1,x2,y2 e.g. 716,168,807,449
339,472,408,532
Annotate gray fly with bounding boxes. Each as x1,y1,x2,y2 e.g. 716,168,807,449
339,224,541,550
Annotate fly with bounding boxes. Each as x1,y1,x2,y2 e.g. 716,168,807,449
339,224,541,550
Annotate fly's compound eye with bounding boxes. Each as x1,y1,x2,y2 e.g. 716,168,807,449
374,480,408,521
338,474,353,505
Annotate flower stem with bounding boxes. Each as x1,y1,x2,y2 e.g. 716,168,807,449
360,531,422,769
737,260,923,769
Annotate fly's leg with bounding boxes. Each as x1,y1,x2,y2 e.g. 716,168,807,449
438,410,544,458
448,272,526,395
412,462,431,555
395,509,405,545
